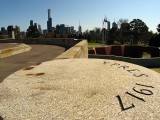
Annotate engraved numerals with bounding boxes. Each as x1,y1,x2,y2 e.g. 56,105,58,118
116,83,154,111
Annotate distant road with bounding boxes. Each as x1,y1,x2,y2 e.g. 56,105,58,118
0,44,65,82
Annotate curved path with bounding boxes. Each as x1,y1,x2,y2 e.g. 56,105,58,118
0,44,65,82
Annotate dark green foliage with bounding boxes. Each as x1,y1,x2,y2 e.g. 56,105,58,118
149,24,160,47
130,19,148,32
27,26,40,38
129,19,149,44
157,24,160,33
149,34,160,47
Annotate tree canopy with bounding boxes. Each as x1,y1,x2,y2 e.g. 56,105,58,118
27,26,40,38
130,19,148,32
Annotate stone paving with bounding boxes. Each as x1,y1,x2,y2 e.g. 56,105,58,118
0,59,160,120
0,44,65,82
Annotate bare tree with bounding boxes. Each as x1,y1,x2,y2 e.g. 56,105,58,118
117,18,129,28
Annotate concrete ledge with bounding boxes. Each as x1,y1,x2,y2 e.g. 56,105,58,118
0,44,31,59
0,38,81,48
55,40,88,59
89,54,160,67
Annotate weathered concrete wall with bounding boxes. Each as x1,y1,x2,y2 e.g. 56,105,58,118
89,54,160,67
55,40,88,59
0,39,88,59
0,38,81,48
0,44,31,59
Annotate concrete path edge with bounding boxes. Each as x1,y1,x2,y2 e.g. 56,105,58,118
0,44,32,59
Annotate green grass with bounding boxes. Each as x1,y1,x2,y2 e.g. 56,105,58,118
88,47,93,50
88,42,104,45
143,52,150,55
150,67,160,69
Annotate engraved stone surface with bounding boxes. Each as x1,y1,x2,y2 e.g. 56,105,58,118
0,59,160,120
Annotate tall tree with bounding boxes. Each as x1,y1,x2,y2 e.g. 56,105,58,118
93,27,101,42
27,26,40,38
119,23,130,44
117,18,129,28
157,24,160,33
130,19,148,44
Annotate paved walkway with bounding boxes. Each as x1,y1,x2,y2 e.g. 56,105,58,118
0,44,65,82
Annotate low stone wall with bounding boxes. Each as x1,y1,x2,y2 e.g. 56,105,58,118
0,44,31,59
0,39,88,59
91,46,160,58
55,40,88,59
89,54,160,67
0,38,81,48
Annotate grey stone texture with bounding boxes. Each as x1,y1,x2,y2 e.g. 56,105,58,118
0,59,160,120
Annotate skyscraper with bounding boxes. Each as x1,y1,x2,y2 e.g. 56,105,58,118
78,22,82,33
107,21,110,30
47,9,52,31
112,22,118,28
30,20,33,26
34,23,37,29
38,24,42,33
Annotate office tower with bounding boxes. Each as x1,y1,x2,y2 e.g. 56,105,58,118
70,26,74,33
78,25,82,33
47,9,52,31
59,24,65,33
1,27,5,32
1,27,6,35
15,26,20,32
112,22,118,28
14,26,20,36
30,20,33,26
107,21,110,30
38,24,42,33
34,23,37,29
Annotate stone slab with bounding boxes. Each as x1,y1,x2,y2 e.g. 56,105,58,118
0,59,160,119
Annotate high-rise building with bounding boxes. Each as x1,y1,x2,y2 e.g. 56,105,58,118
78,21,82,33
107,21,110,30
47,9,52,31
1,27,7,35
15,26,20,32
38,24,42,33
112,22,118,28
78,25,82,33
70,26,74,33
34,23,37,29
30,20,33,26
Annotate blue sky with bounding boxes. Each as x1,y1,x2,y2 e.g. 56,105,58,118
0,0,159,33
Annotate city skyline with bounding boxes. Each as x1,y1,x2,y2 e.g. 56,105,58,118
0,0,159,33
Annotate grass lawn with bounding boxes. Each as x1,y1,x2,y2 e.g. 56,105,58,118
150,67,160,69
143,52,150,55
88,47,93,50
88,42,104,45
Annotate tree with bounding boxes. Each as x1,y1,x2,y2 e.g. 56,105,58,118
130,19,148,44
117,18,129,28
93,27,101,42
27,26,40,38
157,24,160,33
108,27,118,44
119,23,130,44
149,24,160,47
